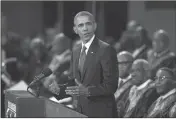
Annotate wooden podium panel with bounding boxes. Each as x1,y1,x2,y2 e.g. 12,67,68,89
5,90,87,118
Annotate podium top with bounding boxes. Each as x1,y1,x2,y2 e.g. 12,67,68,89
5,90,35,98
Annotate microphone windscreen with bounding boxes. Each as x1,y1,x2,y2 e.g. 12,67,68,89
42,68,53,77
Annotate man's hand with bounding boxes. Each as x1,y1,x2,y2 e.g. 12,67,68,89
48,80,60,95
65,79,89,96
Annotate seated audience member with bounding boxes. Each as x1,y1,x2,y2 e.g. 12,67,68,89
146,67,176,118
117,51,134,88
169,102,176,118
114,20,140,53
132,26,152,60
148,29,176,79
124,59,159,118
114,51,134,117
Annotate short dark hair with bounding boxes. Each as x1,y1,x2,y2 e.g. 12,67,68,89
158,67,175,78
74,11,95,25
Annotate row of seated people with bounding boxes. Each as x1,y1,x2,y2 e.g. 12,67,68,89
115,51,176,118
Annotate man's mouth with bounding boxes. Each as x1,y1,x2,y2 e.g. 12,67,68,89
84,33,91,36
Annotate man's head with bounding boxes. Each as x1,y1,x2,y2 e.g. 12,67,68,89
117,51,134,78
127,20,139,31
152,29,170,53
131,59,150,85
155,67,175,94
73,11,97,44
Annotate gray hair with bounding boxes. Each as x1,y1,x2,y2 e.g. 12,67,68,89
74,11,95,25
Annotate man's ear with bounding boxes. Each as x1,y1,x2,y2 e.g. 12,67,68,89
73,26,77,34
94,22,97,31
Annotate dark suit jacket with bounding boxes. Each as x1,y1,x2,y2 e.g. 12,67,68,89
57,37,118,117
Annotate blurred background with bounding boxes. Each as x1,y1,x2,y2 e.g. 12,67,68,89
2,1,176,52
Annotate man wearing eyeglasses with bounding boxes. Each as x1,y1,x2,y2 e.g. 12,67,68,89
146,67,176,118
115,51,134,117
124,59,159,118
117,51,133,88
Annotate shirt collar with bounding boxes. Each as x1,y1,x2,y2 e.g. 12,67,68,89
137,79,152,90
154,49,169,58
119,74,132,83
161,88,176,100
82,34,95,51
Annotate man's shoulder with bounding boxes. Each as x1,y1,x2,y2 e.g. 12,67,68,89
97,38,116,52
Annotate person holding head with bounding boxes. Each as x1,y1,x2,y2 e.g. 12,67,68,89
49,11,118,117
124,59,159,117
148,29,176,79
146,67,176,118
114,51,134,117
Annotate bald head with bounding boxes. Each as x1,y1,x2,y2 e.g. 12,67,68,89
131,59,150,85
117,51,134,63
153,29,170,52
127,20,139,31
132,59,150,71
74,11,95,26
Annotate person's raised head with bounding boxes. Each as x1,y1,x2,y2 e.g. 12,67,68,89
73,11,97,44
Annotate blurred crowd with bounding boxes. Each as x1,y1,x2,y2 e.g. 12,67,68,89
1,12,176,118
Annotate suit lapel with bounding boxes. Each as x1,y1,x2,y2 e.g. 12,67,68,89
81,37,99,82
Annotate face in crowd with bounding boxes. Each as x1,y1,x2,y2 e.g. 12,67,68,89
155,68,175,94
130,59,150,86
117,51,133,78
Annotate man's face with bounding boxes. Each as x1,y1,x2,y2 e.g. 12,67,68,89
155,70,173,94
118,56,132,78
74,15,96,44
131,64,145,85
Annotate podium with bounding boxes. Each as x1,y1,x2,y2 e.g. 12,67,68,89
5,90,87,118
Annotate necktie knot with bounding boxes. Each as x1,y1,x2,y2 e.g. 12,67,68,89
82,45,87,53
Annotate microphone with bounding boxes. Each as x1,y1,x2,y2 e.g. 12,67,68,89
28,68,53,87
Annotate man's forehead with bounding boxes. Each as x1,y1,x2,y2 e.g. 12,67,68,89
157,70,171,77
118,55,132,62
74,15,93,24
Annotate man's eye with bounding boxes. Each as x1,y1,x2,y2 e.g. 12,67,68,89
78,24,83,27
86,22,92,25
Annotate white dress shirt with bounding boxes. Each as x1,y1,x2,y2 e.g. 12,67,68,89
81,35,95,55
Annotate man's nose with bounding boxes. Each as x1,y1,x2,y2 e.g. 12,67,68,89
83,24,88,31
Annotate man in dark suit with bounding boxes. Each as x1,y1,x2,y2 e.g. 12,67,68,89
49,11,118,117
